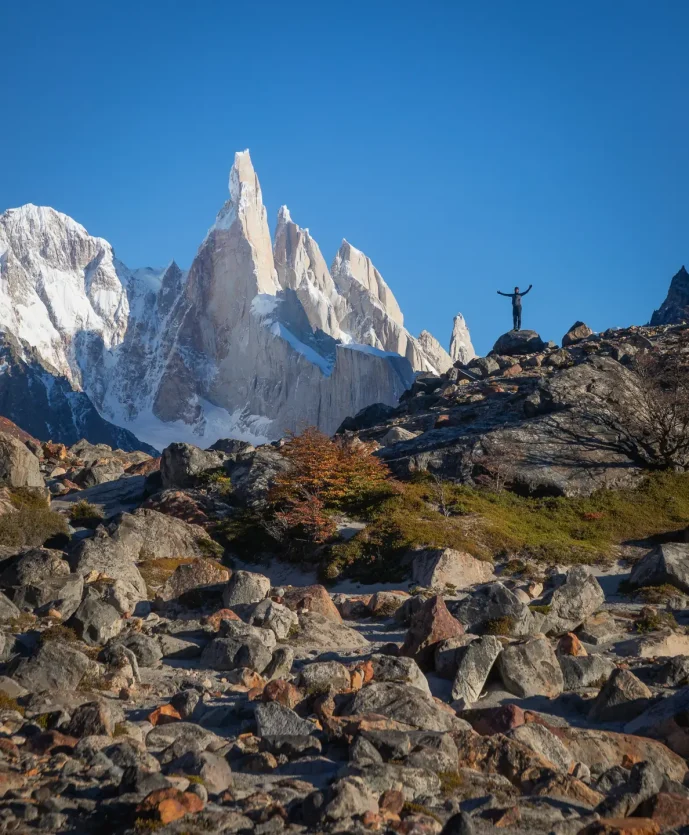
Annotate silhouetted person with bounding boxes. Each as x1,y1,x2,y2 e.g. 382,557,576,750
497,284,532,331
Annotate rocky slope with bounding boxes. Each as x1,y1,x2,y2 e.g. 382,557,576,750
341,322,689,497
0,426,688,833
0,153,473,450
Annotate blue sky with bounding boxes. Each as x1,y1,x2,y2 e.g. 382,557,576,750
2,1,687,356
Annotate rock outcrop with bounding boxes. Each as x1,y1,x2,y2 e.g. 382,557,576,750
651,265,689,325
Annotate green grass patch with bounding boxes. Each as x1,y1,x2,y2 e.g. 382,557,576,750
635,609,679,633
0,490,68,548
39,625,79,645
68,499,104,529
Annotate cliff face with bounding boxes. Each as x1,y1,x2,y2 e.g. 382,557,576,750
0,151,473,448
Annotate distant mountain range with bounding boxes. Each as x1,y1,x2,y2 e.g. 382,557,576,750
0,151,475,451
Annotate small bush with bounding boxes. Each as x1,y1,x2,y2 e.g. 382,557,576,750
0,491,68,548
485,617,516,636
0,692,24,716
629,584,685,605
529,604,551,615
196,537,224,559
68,500,104,529
439,770,464,797
635,608,678,633
39,625,79,645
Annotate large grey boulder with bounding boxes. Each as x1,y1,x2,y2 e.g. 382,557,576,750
492,330,546,356
255,702,315,736
223,570,271,607
541,566,605,635
160,442,226,489
247,599,298,640
627,543,689,594
223,447,292,507
507,723,575,773
107,508,215,561
559,654,616,691
0,548,84,618
588,668,652,722
70,591,123,646
200,635,272,673
369,654,432,698
0,433,42,489
498,635,564,698
411,548,495,591
451,635,502,705
451,583,535,636
14,641,93,692
346,682,469,732
69,530,147,611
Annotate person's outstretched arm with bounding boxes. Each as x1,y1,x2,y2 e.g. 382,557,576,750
520,284,533,296
497,290,510,296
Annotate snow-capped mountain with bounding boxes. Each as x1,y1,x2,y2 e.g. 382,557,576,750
0,151,474,449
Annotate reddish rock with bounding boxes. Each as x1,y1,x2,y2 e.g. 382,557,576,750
148,704,182,726
482,806,521,827
142,489,210,527
452,729,556,790
126,456,161,476
262,679,301,709
202,608,241,630
281,584,341,622
636,792,689,829
400,594,464,670
558,632,588,656
379,789,405,815
0,739,19,758
502,364,523,378
137,788,204,824
42,441,68,460
62,480,82,493
25,731,78,755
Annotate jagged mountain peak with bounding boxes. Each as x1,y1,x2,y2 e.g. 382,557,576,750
651,265,689,326
0,149,474,448
450,312,476,365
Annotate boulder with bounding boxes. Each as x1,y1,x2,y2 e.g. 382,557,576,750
346,683,469,732
381,427,419,446
562,321,593,346
369,654,432,698
254,702,315,736
507,723,574,773
160,443,226,489
200,626,272,673
0,433,43,488
498,635,564,698
289,612,369,654
223,447,292,507
247,599,298,640
280,584,341,622
492,330,546,356
298,661,351,695
74,460,125,487
411,548,495,591
451,635,503,705
588,669,653,722
70,592,123,646
467,356,500,378
400,595,464,670
222,571,271,607
14,641,92,692
110,508,215,561
107,633,162,668
627,543,689,594
625,686,689,756
451,583,535,636
559,655,616,691
157,558,229,603
558,727,687,782
542,566,605,635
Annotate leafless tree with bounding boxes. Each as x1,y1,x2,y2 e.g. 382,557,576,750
578,333,689,471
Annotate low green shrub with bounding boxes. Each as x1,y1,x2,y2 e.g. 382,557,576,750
0,490,68,548
68,500,104,529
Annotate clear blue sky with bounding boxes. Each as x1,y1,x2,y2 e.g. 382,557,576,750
2,1,688,356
